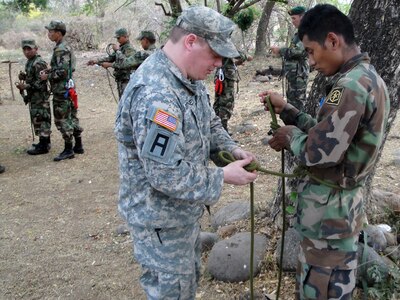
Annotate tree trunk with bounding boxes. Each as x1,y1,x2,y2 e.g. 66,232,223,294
348,0,400,210
254,1,275,57
269,0,400,222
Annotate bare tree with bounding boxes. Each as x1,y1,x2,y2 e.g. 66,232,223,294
254,1,275,57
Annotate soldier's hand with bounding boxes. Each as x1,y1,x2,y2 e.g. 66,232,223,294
23,97,30,105
15,83,27,90
18,71,26,81
259,91,286,114
87,60,97,66
101,62,113,69
268,125,296,151
112,44,120,51
223,157,257,185
270,46,280,56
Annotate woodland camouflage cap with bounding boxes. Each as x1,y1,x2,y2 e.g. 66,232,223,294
21,39,37,49
176,6,239,58
45,20,66,31
137,31,156,41
288,6,306,15
114,28,128,38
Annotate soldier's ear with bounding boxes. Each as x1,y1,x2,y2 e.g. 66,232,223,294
326,32,340,50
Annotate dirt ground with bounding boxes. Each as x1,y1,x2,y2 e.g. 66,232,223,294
1,50,399,300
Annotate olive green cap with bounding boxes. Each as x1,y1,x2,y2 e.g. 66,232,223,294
45,20,66,31
288,6,306,16
114,28,128,38
136,31,156,41
21,39,37,49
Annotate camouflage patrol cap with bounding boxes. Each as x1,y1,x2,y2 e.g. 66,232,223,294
114,28,128,38
45,20,66,31
21,39,37,49
137,31,156,41
176,6,239,58
288,6,306,16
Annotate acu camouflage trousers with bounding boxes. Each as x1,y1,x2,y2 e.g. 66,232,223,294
130,223,201,300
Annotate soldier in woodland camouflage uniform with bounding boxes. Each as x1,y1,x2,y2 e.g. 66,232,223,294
42,20,84,161
213,52,252,134
87,28,136,99
16,39,51,155
115,6,257,299
261,4,390,299
123,30,157,67
270,6,309,111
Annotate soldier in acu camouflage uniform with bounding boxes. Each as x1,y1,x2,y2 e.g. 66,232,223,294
16,39,51,155
42,20,84,161
261,4,390,299
270,6,309,111
115,6,257,299
213,52,252,134
87,28,136,99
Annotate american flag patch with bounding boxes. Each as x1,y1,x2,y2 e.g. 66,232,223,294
153,109,178,132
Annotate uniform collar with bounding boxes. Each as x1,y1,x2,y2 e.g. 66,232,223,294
159,49,199,95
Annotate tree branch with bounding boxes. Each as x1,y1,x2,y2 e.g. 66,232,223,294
155,2,172,16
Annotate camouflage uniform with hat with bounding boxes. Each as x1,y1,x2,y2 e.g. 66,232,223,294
115,6,248,299
278,6,309,111
269,4,391,298
213,51,250,133
20,39,52,154
96,28,136,98
117,30,157,73
45,20,84,160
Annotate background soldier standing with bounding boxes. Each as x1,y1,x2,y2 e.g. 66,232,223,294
87,28,136,99
270,6,309,111
16,39,51,155
41,20,84,161
213,52,252,134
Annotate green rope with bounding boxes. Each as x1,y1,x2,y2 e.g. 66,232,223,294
250,182,255,300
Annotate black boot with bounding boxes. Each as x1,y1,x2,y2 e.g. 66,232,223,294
73,136,84,154
54,141,75,161
27,136,49,155
31,136,51,150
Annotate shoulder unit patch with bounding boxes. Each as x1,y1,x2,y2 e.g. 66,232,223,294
326,87,344,106
153,109,178,132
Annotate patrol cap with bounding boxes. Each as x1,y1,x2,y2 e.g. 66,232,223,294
288,6,306,16
114,28,128,38
45,20,66,31
21,39,37,49
176,6,239,58
137,30,156,41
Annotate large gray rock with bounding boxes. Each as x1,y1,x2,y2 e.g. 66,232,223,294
211,202,250,229
364,224,388,251
275,227,301,272
207,232,267,282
